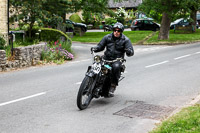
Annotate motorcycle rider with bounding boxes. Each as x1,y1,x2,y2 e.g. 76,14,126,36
91,22,134,97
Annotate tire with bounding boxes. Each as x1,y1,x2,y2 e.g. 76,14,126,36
155,28,159,31
81,27,86,32
135,28,139,31
77,76,94,110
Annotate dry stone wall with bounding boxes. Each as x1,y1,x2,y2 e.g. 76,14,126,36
0,43,46,72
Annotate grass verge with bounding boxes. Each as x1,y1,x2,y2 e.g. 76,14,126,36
151,104,200,133
72,29,200,45
146,29,200,44
72,31,153,44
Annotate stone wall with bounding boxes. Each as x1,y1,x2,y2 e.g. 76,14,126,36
0,43,46,72
0,0,8,44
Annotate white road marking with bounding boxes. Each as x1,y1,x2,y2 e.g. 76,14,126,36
145,60,169,68
135,46,171,53
174,54,191,60
76,82,82,85
69,59,91,64
0,92,46,107
69,61,81,64
81,59,91,62
195,51,200,54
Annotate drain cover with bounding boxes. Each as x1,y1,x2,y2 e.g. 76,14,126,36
114,101,176,120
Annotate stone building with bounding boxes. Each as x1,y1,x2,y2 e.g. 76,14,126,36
0,0,8,44
108,0,142,10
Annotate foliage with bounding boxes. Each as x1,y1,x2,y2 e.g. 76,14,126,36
40,28,72,43
127,9,137,20
138,0,200,24
138,0,184,23
41,40,74,64
10,0,111,34
105,18,117,25
137,0,200,40
151,104,200,133
9,0,45,37
82,12,105,27
40,28,73,64
69,13,82,23
10,0,75,36
66,23,74,32
14,37,40,47
115,7,128,24
0,35,6,50
75,0,111,25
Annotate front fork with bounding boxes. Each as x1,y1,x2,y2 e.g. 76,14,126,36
85,67,100,96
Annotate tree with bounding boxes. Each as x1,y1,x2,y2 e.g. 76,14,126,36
10,0,44,37
74,0,112,24
139,0,200,40
42,0,74,28
10,0,75,37
138,0,187,40
185,0,200,32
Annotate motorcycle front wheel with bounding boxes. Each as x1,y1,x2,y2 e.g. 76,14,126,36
77,76,94,110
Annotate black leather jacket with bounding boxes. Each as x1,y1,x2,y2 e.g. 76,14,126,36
94,33,134,60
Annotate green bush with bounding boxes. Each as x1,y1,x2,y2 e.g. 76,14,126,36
14,37,40,47
40,28,72,43
41,40,74,64
40,28,73,64
105,18,117,25
69,13,82,23
0,35,6,50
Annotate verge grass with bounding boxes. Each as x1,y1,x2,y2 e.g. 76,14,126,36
151,104,200,133
72,29,200,45
72,31,153,44
146,29,200,44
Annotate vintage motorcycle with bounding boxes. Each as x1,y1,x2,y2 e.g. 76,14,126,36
76,49,126,110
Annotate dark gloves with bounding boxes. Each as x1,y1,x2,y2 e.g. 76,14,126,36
125,48,134,56
91,47,98,52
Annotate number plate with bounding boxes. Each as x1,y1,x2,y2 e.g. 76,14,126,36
92,63,101,74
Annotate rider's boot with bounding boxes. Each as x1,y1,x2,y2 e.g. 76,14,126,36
107,84,116,97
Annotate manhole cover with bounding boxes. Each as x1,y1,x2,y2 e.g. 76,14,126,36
114,101,176,120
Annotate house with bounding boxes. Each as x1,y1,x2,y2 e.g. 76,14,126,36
108,0,142,10
108,0,143,19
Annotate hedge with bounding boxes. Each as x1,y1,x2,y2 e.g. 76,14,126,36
40,28,72,43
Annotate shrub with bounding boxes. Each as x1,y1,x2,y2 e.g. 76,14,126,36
105,18,117,25
0,35,6,50
40,28,72,43
41,40,74,64
69,13,82,23
115,7,128,24
40,28,73,64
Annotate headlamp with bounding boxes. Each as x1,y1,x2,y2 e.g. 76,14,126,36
94,55,101,63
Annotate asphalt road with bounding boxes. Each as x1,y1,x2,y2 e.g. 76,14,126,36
0,42,200,133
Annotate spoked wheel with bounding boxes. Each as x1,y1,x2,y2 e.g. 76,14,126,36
77,76,94,110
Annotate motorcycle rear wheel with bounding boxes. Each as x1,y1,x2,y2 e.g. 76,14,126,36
77,76,94,110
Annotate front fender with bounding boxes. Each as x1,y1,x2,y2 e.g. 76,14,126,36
86,71,95,78
85,66,95,78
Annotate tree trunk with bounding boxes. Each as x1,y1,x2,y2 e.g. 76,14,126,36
28,21,34,38
158,12,171,40
190,9,197,32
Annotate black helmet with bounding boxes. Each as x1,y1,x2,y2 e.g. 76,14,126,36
113,22,124,32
